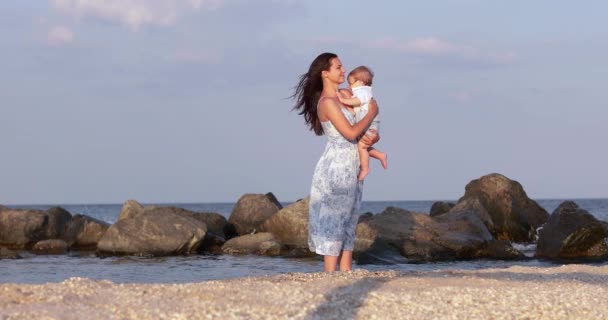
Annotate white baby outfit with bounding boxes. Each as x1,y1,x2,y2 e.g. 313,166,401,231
352,86,379,133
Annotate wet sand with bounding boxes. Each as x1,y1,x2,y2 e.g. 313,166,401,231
1,264,608,319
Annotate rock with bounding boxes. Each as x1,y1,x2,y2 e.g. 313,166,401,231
63,214,110,250
0,205,8,212
222,232,281,256
472,240,527,260
0,207,72,249
97,210,207,256
0,247,22,259
199,233,225,255
229,193,281,236
536,201,608,260
148,207,233,240
429,201,455,217
448,173,549,242
45,207,73,239
33,239,69,255
118,200,145,220
357,212,374,223
354,206,522,263
265,192,283,210
260,197,312,256
195,211,237,240
119,200,235,240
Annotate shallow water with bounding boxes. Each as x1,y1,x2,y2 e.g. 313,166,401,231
2,199,607,284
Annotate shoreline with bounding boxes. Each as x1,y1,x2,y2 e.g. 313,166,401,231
2,264,608,319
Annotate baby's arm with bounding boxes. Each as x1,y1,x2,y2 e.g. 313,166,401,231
337,89,358,109
337,93,362,107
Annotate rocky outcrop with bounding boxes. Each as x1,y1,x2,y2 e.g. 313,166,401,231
221,232,281,256
260,198,309,251
229,193,281,236
354,206,523,263
0,207,72,249
97,210,207,256
33,239,69,255
117,200,235,240
446,173,549,242
536,201,608,260
63,214,110,250
429,201,455,217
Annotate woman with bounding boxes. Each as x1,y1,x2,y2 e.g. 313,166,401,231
293,53,379,272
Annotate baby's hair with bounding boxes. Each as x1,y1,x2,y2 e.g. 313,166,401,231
348,65,374,86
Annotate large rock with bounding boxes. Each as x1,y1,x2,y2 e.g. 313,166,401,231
536,201,608,260
221,232,281,256
97,210,207,256
0,207,72,249
229,193,281,236
429,201,455,217
260,197,309,250
118,200,235,240
446,173,549,242
354,207,522,263
33,239,69,255
63,214,110,250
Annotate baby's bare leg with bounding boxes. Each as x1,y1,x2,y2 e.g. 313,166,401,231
357,140,370,181
369,148,388,169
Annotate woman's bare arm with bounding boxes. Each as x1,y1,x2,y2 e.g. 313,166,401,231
319,97,378,141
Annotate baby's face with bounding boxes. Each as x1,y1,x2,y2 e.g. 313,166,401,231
347,76,364,88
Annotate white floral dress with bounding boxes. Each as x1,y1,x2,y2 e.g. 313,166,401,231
308,105,363,256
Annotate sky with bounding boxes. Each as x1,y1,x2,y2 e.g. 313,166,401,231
1,1,607,205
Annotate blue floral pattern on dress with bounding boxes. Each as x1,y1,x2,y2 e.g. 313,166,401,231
308,106,363,256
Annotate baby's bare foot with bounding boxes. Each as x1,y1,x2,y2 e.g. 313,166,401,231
378,152,388,169
358,167,370,181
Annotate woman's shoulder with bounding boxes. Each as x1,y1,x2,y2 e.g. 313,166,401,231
317,96,342,121
318,96,340,109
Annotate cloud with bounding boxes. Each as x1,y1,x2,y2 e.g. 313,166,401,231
52,0,223,30
47,26,74,46
366,36,518,66
371,36,456,55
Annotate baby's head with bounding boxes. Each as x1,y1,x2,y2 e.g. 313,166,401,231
347,66,374,88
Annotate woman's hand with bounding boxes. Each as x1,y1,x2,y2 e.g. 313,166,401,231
360,129,379,147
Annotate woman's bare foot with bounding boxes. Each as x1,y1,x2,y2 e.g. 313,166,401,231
378,152,388,169
358,167,370,181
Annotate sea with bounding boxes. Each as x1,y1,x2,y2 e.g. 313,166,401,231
1,199,607,284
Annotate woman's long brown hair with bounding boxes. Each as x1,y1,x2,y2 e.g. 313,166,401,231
292,52,337,136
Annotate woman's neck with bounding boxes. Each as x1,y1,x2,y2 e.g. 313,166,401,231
321,81,339,97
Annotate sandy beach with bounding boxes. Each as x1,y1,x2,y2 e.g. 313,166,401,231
1,264,608,319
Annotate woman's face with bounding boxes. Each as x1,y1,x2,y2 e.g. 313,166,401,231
323,57,345,84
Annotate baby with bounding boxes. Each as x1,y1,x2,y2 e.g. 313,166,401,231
338,66,388,181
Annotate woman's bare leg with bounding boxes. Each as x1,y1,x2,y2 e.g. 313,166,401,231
338,250,353,271
324,255,338,272
368,147,388,169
